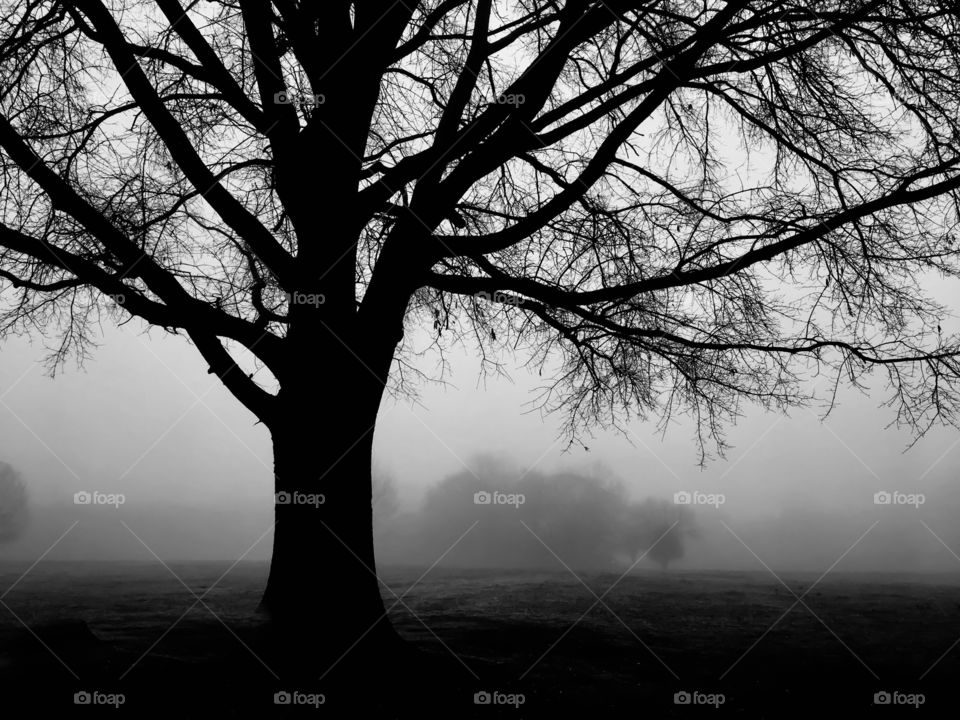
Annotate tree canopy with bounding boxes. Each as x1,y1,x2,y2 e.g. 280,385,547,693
0,0,959,455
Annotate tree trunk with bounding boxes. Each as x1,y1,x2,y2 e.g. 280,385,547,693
257,362,402,682
253,230,420,683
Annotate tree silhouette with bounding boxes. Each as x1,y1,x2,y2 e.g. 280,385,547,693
410,459,630,568
622,498,698,570
372,462,401,531
2,0,960,678
0,461,28,543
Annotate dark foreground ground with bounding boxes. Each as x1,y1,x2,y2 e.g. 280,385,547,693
1,562,958,717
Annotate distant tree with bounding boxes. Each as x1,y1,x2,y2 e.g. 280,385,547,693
412,459,628,568
621,498,698,571
0,461,28,543
372,462,401,532
517,467,630,567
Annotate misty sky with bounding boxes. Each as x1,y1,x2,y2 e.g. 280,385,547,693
1,301,960,569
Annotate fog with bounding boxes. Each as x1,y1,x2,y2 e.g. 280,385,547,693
375,456,698,570
1,323,959,574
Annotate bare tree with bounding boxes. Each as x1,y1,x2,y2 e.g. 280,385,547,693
0,461,28,543
2,0,960,675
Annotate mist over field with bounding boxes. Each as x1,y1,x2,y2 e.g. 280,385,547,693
2,323,958,577
3,447,959,576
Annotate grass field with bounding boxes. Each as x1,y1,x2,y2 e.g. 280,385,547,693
1,562,957,716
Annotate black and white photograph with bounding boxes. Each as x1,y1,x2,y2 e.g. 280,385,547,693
1,0,960,716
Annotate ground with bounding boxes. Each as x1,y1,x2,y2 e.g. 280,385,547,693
0,562,956,716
